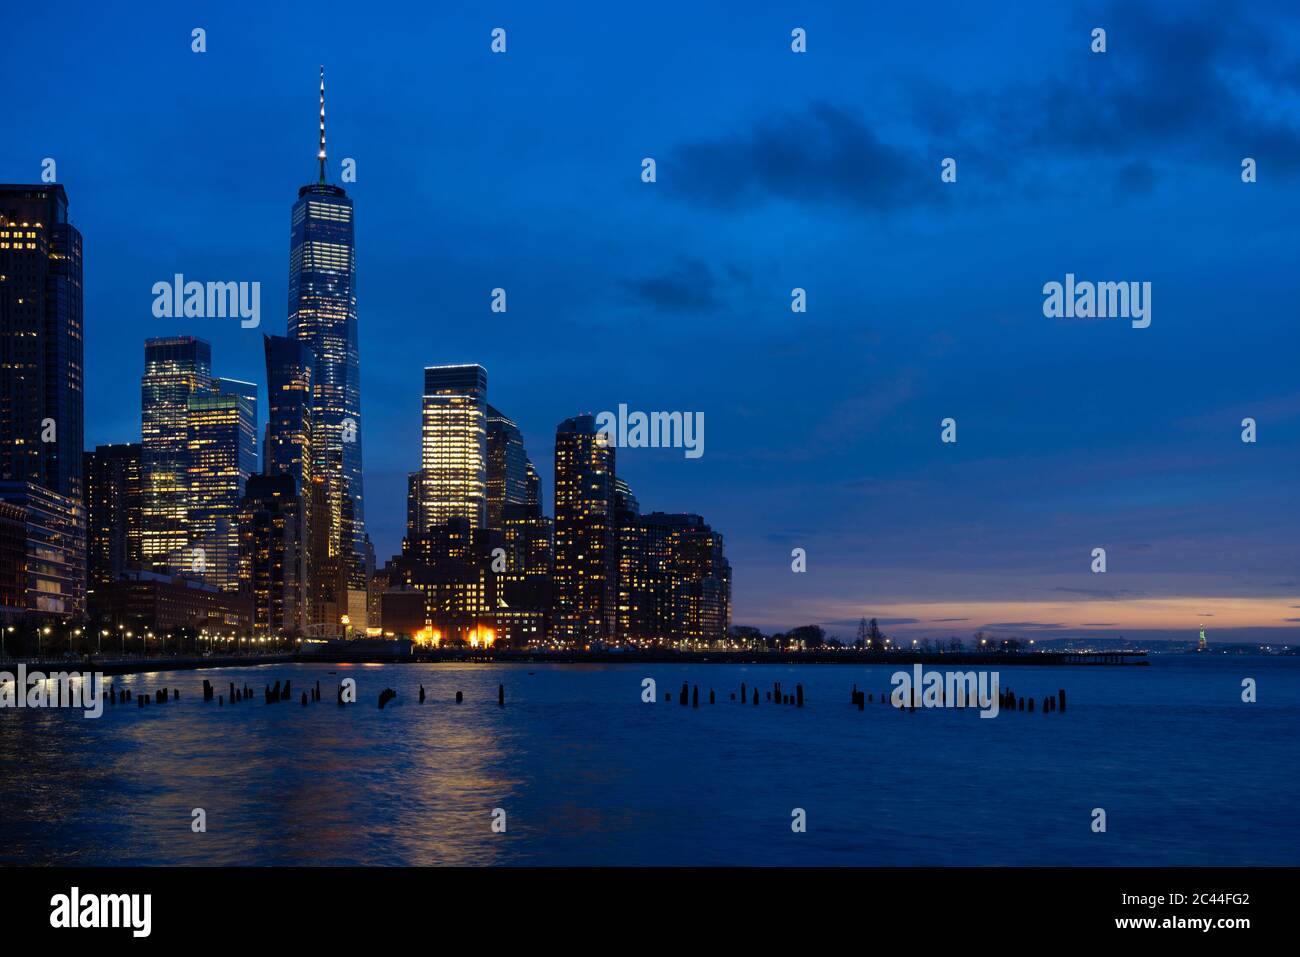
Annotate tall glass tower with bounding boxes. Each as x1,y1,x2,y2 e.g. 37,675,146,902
419,364,488,532
140,336,212,571
287,67,366,589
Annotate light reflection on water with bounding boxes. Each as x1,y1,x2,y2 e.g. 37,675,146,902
0,657,1296,866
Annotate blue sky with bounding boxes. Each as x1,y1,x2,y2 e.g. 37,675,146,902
4,0,1298,640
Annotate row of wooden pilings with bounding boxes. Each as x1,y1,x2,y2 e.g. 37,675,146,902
96,685,180,707
661,680,806,708
188,677,504,709
850,682,1068,712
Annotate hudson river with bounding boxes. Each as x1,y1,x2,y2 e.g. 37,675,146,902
1,655,1295,865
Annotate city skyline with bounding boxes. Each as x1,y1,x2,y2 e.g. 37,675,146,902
3,2,1298,641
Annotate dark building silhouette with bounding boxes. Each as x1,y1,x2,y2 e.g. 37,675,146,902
84,443,143,588
238,473,304,635
0,184,84,501
486,404,528,533
90,569,250,635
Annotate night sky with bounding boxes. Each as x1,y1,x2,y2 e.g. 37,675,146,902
4,0,1298,641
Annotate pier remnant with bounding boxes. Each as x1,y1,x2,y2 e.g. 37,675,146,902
796,684,804,708
498,683,505,707
419,685,425,704
456,690,463,704
1059,688,1066,713
379,688,396,709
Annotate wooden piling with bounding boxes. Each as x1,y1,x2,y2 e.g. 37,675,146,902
692,685,699,708
752,688,758,705
680,682,689,706
419,685,426,704
498,683,505,707
456,690,463,704
379,688,396,709
1028,697,1035,712
796,684,804,708
302,692,308,706
218,694,223,706
1059,688,1066,713
1017,696,1024,711
709,689,715,704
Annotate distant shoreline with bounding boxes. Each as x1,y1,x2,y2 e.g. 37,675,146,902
0,648,1156,677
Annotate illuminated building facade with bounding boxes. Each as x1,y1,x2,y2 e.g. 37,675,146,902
238,473,304,635
383,518,498,645
140,336,212,571
84,443,143,587
287,69,366,591
186,387,256,591
0,184,84,502
552,414,617,644
618,511,731,645
418,364,487,532
0,481,86,618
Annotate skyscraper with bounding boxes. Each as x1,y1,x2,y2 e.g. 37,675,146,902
287,68,366,590
239,473,304,635
552,414,617,644
618,511,731,646
263,335,314,493
186,388,256,591
486,404,528,533
141,336,212,571
263,335,315,626
84,443,143,588
0,184,84,501
418,364,488,533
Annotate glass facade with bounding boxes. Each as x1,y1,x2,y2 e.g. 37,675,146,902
140,336,212,571
419,364,488,532
287,182,366,588
552,414,617,644
186,388,256,591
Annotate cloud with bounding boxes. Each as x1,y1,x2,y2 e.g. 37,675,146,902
1051,587,1144,599
669,102,936,212
617,257,719,312
666,2,1300,215
983,621,1067,630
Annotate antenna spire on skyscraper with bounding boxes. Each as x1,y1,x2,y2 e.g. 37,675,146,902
318,66,327,185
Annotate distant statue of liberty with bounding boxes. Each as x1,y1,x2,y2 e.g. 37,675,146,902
1198,625,1207,652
